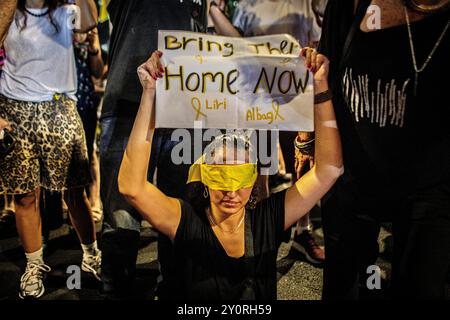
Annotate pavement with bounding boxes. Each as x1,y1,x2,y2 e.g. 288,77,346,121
0,206,410,301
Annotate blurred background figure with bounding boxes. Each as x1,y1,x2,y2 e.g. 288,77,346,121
73,27,105,222
318,0,450,299
100,0,207,300
0,0,102,299
0,47,16,233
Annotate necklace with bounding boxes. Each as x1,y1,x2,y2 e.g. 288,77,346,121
207,208,245,234
24,8,49,17
404,5,450,95
404,0,450,14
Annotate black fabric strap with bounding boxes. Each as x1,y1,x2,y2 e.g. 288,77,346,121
314,89,333,104
240,210,256,300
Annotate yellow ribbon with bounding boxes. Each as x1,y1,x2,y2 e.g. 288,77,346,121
99,0,109,23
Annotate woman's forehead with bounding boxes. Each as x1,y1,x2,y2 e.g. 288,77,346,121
205,146,256,165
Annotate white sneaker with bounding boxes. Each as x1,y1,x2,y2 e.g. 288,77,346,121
81,250,102,281
19,262,51,299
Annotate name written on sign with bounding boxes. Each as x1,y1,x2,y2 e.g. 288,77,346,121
190,97,285,125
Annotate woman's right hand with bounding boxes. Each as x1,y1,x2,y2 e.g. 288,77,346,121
137,50,164,92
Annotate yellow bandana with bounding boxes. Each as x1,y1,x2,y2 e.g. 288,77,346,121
187,157,258,192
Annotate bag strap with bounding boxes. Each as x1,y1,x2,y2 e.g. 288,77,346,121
244,209,254,264
240,210,257,300
338,0,372,72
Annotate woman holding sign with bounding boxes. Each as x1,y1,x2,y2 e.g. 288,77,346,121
210,0,328,265
118,48,342,300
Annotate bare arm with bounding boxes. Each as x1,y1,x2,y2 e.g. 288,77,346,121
209,2,241,37
284,48,343,230
0,0,17,47
76,0,98,33
118,51,181,241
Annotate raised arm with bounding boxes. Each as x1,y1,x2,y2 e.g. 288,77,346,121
118,51,181,241
209,1,241,37
284,48,343,230
0,0,17,47
86,28,104,78
75,0,98,33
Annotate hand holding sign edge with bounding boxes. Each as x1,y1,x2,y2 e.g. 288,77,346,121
137,51,164,92
301,47,329,93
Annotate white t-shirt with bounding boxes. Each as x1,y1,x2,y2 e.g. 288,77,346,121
232,0,322,46
0,5,78,102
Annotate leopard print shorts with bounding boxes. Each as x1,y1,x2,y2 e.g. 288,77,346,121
0,94,91,195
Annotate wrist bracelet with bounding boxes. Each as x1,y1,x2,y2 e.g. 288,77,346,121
314,89,332,104
294,137,315,156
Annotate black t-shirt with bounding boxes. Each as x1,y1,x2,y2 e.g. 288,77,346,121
319,0,450,204
102,0,206,119
165,190,286,301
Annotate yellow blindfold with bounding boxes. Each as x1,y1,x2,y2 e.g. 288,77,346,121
187,160,258,192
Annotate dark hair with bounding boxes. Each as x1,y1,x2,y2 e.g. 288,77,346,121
17,0,62,33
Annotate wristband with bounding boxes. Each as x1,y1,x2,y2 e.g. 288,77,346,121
314,89,332,104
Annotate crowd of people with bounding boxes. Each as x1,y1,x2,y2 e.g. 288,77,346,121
0,0,449,301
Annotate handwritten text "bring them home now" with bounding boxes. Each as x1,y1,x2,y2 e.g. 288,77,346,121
162,35,310,96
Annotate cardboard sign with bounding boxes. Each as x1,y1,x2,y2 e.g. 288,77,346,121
156,31,314,131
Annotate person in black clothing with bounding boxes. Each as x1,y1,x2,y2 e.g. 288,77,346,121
100,0,207,299
117,48,343,300
316,0,450,299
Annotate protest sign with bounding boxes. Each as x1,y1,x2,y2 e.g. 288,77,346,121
156,31,314,131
